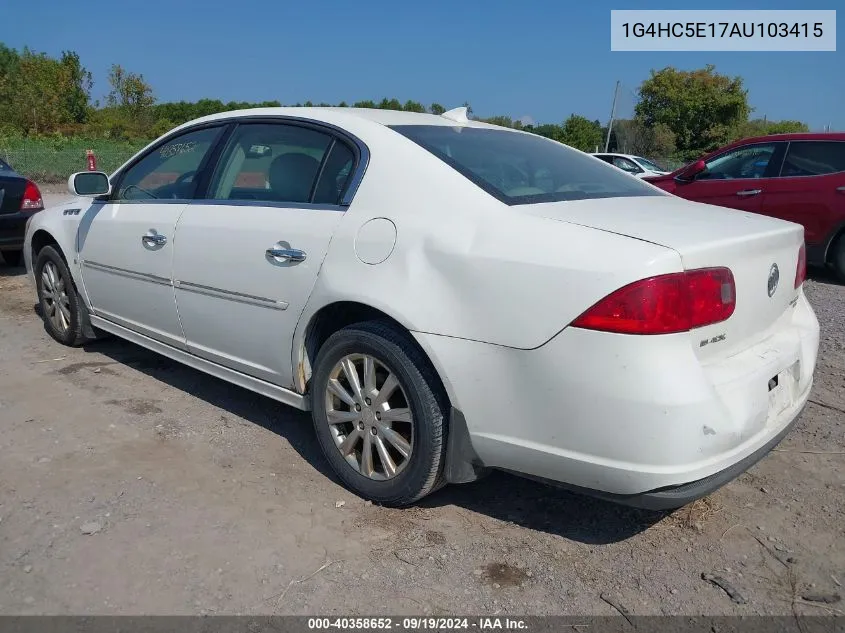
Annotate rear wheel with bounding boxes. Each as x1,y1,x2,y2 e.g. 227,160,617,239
311,320,448,506
34,245,91,346
1,249,22,267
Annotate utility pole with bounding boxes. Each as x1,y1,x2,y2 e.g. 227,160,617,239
604,80,620,153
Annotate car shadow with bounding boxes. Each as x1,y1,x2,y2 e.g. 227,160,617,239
808,264,843,286
0,261,26,276
79,336,665,544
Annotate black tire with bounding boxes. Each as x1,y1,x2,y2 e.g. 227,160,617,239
830,235,845,284
34,245,91,346
311,320,449,507
2,249,22,267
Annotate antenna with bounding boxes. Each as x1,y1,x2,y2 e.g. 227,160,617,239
441,107,469,124
604,80,620,153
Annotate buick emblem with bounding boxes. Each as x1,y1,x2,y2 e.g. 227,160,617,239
767,263,780,297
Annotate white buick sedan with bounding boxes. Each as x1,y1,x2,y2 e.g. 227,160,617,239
24,107,819,509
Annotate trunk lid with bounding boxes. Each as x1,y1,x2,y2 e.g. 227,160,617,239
0,174,28,215
524,196,804,361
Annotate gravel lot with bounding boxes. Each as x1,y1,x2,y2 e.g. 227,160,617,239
1,242,843,616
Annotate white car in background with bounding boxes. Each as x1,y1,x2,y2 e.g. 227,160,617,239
24,106,818,509
592,152,670,178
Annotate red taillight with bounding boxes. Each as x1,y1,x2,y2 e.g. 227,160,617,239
20,180,43,212
794,243,806,289
571,268,736,335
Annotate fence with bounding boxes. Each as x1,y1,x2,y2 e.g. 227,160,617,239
0,145,144,183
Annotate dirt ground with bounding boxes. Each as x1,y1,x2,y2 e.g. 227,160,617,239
1,247,843,616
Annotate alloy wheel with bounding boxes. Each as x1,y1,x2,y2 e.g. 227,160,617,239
40,261,71,334
324,353,414,480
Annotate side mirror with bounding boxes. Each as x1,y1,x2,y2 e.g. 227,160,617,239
676,159,706,182
69,171,111,197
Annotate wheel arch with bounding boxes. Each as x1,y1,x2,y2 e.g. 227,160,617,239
822,222,845,265
30,228,61,261
295,298,484,485
294,299,454,400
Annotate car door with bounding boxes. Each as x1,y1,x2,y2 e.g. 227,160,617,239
671,142,786,213
171,120,358,387
77,125,226,348
758,140,845,248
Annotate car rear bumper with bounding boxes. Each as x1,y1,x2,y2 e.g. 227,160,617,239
413,291,819,507
523,403,805,510
0,212,28,250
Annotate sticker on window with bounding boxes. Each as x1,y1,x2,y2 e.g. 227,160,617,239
159,141,198,159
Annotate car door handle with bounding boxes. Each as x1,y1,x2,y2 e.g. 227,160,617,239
836,186,845,193
141,232,167,247
266,247,307,263
736,189,762,197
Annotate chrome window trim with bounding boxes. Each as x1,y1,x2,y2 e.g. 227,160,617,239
107,115,370,208
185,199,346,212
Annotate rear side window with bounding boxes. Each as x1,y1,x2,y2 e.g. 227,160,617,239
0,158,11,171
209,123,333,204
390,125,662,205
780,141,845,177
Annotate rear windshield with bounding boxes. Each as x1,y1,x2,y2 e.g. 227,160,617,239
0,158,11,171
390,125,664,205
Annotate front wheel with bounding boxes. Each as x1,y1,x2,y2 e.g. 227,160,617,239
34,245,90,346
311,320,449,506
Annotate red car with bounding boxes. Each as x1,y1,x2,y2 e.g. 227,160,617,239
645,133,845,281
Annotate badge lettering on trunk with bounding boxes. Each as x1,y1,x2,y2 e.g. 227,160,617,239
699,334,726,347
768,263,780,297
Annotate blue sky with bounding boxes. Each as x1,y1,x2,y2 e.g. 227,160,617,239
3,0,842,130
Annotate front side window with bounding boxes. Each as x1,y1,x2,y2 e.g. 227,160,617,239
390,126,662,205
700,144,777,180
209,123,353,205
115,126,223,201
780,141,845,177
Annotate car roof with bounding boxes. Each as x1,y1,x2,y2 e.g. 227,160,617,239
177,106,504,131
736,132,845,143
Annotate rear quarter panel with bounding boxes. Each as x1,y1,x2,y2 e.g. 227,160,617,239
293,122,684,377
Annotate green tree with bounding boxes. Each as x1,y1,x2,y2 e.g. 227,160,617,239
737,118,809,137
613,118,676,160
560,114,603,151
403,100,426,113
636,65,750,160
106,64,155,118
429,103,445,115
530,123,566,143
378,98,403,110
480,115,513,128
57,51,92,124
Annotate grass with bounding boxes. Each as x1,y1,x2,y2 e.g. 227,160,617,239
0,137,148,182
